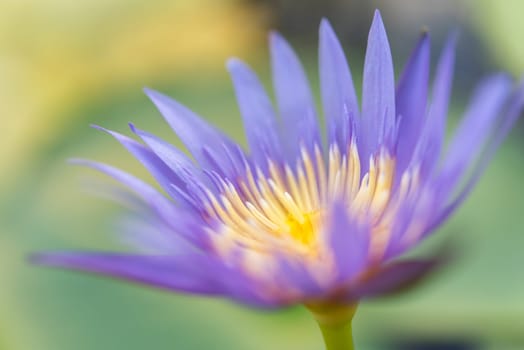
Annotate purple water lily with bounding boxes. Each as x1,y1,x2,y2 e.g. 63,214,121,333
34,10,524,350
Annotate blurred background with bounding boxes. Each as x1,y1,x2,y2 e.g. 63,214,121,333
1,0,523,349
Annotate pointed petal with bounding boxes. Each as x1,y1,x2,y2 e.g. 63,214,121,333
129,124,196,176
118,217,195,255
144,88,246,179
31,252,228,295
130,124,210,206
439,74,512,190
227,58,282,166
361,10,396,159
270,32,321,159
274,256,323,300
395,32,430,173
384,187,435,258
328,201,370,281
69,158,174,214
350,257,445,299
92,126,183,201
415,34,457,176
69,159,208,247
319,19,360,150
33,251,283,308
432,79,524,229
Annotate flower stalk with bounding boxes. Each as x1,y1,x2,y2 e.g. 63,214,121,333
307,302,358,350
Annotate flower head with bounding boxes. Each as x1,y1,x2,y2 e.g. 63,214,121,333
34,11,524,308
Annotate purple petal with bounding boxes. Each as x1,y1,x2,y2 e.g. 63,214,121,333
129,124,196,177
33,251,286,308
328,201,370,281
319,19,360,151
70,159,174,214
395,32,430,174
69,159,208,248
130,124,211,206
274,255,323,300
144,88,246,179
31,252,229,295
227,58,282,166
270,32,321,159
349,257,445,300
438,74,511,191
117,216,199,255
361,10,396,162
92,125,184,202
431,79,524,230
383,187,434,258
414,34,456,176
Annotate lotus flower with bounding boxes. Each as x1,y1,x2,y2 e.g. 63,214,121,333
33,10,524,350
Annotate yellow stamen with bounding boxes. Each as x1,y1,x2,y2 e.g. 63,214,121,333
203,145,420,280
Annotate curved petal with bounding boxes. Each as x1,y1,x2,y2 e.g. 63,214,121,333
327,201,370,281
130,124,211,207
384,185,436,258
395,32,430,174
431,79,524,230
31,252,231,295
69,158,174,215
270,32,321,159
349,257,447,300
414,34,457,177
92,125,184,202
130,124,196,177
144,88,247,179
117,217,196,255
439,74,512,191
227,58,282,167
361,10,396,162
273,256,323,301
319,19,360,151
69,159,208,247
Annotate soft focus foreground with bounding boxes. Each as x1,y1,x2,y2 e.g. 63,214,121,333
1,1,523,349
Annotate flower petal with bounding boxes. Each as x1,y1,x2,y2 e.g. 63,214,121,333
117,217,195,255
414,34,457,177
349,257,446,300
319,19,360,151
395,32,430,174
70,158,174,213
328,201,370,281
273,256,323,301
144,88,246,179
432,79,524,229
361,10,396,161
384,186,435,258
92,125,184,201
270,32,321,159
69,159,208,248
129,124,196,177
130,124,211,207
439,74,512,191
227,58,282,167
31,252,230,295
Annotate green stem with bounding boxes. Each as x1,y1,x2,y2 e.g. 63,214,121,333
307,303,357,350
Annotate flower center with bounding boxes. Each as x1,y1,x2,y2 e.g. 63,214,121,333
201,143,430,279
286,210,319,246
204,143,422,279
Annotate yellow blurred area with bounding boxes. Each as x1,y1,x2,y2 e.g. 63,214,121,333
0,0,268,191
